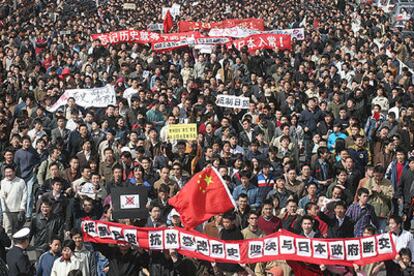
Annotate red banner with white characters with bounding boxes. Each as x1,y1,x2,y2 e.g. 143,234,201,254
178,18,265,32
91,30,202,46
82,220,396,266
226,34,292,52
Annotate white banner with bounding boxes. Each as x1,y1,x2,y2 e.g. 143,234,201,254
46,85,116,112
162,4,181,19
208,27,305,40
267,28,305,41
216,95,250,109
147,23,163,32
208,27,257,38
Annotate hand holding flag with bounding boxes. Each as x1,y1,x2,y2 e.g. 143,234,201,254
168,166,236,229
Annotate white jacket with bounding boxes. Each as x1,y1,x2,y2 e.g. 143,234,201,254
51,256,81,276
0,177,27,213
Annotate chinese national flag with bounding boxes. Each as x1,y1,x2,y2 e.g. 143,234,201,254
168,167,236,229
163,10,174,33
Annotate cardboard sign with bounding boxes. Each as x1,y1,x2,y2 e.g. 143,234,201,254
168,124,198,140
123,3,136,10
112,186,148,220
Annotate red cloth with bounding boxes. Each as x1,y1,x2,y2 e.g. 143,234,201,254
397,162,404,185
314,216,328,237
287,261,324,276
163,10,174,33
168,167,235,229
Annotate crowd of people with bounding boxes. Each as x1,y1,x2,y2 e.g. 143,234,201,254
1,0,414,274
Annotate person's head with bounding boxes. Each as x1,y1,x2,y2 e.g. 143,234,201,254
365,165,374,178
261,199,274,218
334,201,346,218
3,149,13,162
22,136,31,149
61,239,76,260
222,212,236,230
332,185,343,199
409,157,414,171
237,193,248,210
149,203,161,221
336,169,348,184
344,157,354,169
275,177,286,190
49,237,61,254
373,165,385,182
400,248,412,266
69,157,80,170
306,183,317,196
357,188,370,205
240,170,250,186
82,198,94,213
396,148,406,163
70,228,83,249
317,146,329,160
67,270,83,276
301,215,314,233
287,168,297,181
388,215,403,233
160,167,170,181
286,199,298,215
3,165,16,180
355,135,365,147
112,165,123,181
363,225,376,236
301,164,311,177
81,166,91,180
305,202,319,216
247,211,259,228
40,199,52,217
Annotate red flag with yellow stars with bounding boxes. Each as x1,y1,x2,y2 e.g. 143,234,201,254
168,166,236,229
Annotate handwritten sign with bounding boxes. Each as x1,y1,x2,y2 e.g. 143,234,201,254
168,124,198,140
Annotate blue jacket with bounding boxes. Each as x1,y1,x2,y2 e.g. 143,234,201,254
232,184,260,209
36,251,60,276
327,132,348,152
364,115,385,142
14,147,40,180
386,160,408,198
257,172,276,201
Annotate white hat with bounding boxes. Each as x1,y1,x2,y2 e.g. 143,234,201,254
13,227,30,240
169,208,180,218
78,182,97,200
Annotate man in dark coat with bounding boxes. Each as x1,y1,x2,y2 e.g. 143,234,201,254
318,201,354,238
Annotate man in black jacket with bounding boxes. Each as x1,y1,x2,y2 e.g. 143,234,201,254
399,157,414,230
217,212,244,274
30,198,64,254
318,201,354,238
400,157,414,211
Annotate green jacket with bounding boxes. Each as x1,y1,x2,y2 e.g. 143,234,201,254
365,178,393,218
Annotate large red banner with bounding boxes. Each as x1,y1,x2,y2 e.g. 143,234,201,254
226,34,292,52
82,220,396,266
178,18,265,32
